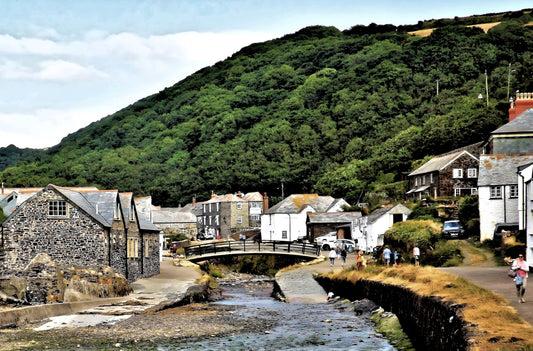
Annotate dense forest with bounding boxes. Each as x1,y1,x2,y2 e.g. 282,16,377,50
1,9,533,206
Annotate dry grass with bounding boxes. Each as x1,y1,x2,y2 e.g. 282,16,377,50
409,22,500,37
324,265,533,350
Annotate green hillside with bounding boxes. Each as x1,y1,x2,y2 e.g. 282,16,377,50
2,10,533,206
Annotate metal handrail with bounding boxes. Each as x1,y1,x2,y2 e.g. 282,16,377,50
184,240,319,258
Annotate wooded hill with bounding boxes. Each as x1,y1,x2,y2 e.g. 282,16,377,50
1,9,533,206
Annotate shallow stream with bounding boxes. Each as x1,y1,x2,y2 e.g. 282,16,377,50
168,282,395,350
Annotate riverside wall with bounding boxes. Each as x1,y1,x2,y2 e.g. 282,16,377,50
315,276,470,351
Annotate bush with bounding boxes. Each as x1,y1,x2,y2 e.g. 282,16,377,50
427,240,462,267
384,219,442,266
407,202,438,220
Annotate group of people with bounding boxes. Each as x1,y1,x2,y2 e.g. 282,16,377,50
328,244,422,269
328,245,348,267
381,245,419,267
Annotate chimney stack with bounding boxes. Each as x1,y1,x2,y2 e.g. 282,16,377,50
192,196,196,206
263,192,269,212
509,92,533,121
211,191,217,199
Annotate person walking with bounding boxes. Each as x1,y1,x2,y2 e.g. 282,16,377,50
340,246,347,268
413,245,420,267
382,246,391,268
328,249,337,267
356,250,365,271
512,254,529,303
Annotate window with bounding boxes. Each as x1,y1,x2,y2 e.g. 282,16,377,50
144,239,150,258
490,186,502,199
251,215,260,221
471,188,478,196
49,200,67,217
215,215,219,225
236,202,242,210
430,173,434,184
127,237,139,258
237,216,243,224
467,168,477,178
180,228,187,234
454,188,461,197
422,175,426,185
282,230,287,239
509,185,519,198
453,169,463,178
414,177,418,186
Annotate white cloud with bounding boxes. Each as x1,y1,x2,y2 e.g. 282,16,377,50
0,108,109,149
0,29,280,147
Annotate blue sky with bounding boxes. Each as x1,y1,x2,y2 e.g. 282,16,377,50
1,0,531,148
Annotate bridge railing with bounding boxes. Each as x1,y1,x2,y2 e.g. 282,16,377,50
184,240,320,259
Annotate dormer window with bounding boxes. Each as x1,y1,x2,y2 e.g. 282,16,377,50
49,200,67,217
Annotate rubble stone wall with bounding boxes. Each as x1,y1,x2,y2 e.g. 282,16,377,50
0,189,108,277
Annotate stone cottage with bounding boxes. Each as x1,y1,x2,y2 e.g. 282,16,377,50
407,144,481,200
0,184,160,283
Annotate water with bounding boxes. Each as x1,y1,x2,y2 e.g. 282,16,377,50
165,283,395,351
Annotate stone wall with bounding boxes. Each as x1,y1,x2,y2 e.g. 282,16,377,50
315,276,469,351
0,189,108,277
142,232,160,278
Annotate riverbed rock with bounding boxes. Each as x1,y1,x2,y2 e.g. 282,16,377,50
0,253,132,305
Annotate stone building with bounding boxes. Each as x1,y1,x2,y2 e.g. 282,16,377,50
0,184,160,283
200,191,265,240
407,145,481,200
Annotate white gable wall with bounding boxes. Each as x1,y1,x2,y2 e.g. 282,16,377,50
479,185,520,241
261,206,315,241
518,165,533,262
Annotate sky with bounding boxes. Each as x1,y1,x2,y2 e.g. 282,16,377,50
1,0,532,149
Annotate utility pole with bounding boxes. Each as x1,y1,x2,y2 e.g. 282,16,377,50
484,70,489,107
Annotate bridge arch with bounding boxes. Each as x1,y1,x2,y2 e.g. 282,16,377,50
184,240,320,263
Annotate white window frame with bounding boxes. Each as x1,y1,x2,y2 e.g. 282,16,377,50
236,202,242,210
509,185,519,198
471,188,478,195
282,230,288,239
49,200,68,217
454,188,461,197
127,237,139,258
490,186,502,199
422,175,426,185
237,216,243,224
467,168,477,178
430,173,434,184
453,169,463,178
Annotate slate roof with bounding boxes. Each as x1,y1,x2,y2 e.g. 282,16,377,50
265,194,340,214
52,185,111,227
76,189,119,223
478,154,533,186
492,109,533,134
367,204,411,224
307,212,361,223
243,192,263,202
153,208,197,224
409,150,478,176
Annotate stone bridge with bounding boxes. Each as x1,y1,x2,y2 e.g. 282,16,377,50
184,240,320,263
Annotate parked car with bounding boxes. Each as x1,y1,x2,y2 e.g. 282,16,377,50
314,231,337,246
197,231,214,240
296,235,309,243
323,239,357,252
442,220,465,239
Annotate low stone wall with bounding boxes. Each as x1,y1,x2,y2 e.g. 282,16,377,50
315,276,470,351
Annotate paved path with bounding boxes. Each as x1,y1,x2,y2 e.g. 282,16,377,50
276,255,349,303
439,266,533,325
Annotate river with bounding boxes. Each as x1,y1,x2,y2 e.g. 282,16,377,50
163,281,395,350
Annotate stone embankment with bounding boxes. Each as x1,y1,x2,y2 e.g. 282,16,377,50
275,260,469,351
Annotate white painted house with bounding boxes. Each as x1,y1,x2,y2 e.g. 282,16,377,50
353,204,412,253
518,162,533,263
478,106,533,241
261,194,349,242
